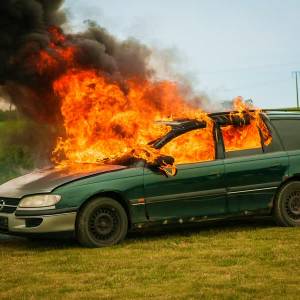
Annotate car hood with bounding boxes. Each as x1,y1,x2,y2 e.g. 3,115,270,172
0,164,127,198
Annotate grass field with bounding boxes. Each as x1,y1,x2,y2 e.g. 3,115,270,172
0,218,299,300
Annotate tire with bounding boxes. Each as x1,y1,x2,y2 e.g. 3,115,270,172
273,181,300,227
76,197,128,247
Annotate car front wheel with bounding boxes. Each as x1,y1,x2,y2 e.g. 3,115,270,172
273,181,300,227
76,197,128,247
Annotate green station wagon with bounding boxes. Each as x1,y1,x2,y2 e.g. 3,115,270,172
0,110,299,247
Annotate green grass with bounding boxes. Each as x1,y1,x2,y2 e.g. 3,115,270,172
0,120,34,184
0,219,299,300
0,116,57,184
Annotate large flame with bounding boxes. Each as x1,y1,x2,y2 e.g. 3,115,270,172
52,69,211,166
221,98,271,152
36,28,272,170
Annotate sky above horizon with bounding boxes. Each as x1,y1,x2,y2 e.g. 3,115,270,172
64,0,300,108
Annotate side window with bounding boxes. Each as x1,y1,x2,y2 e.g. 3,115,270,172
160,127,215,164
221,122,263,158
271,119,300,151
262,120,283,153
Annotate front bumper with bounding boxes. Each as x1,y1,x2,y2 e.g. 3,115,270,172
0,211,76,234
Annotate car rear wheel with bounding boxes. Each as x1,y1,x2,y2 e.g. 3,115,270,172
76,197,128,247
273,181,300,227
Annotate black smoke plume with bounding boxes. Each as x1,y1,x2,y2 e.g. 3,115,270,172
0,0,210,178
0,0,155,173
0,0,152,123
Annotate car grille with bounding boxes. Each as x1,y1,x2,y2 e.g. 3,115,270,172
0,197,20,214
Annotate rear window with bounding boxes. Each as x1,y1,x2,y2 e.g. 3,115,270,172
271,119,300,151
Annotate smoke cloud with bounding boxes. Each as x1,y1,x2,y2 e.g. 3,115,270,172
0,0,211,174
0,0,152,122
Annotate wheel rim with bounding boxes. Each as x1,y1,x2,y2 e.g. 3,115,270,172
284,190,300,220
88,206,120,242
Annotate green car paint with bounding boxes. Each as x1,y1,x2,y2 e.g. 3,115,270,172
52,112,300,228
0,111,300,236
54,167,147,224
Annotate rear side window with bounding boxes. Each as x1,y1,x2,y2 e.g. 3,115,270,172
221,122,263,158
221,123,262,151
271,119,300,151
262,120,283,153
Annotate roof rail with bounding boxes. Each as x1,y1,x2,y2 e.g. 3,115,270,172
155,119,207,129
264,108,300,112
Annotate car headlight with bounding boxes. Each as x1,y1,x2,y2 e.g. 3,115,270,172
18,195,61,209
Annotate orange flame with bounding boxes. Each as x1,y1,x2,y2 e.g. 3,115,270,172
221,97,272,152
36,27,76,75
52,69,210,166
35,28,272,171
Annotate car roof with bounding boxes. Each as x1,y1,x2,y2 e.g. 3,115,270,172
211,110,300,118
264,110,300,119
152,109,300,149
157,110,300,128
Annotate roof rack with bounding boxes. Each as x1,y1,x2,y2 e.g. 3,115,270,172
155,119,207,131
155,111,253,129
155,120,192,127
263,108,300,112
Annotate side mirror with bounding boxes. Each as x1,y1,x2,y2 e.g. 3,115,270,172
148,155,177,177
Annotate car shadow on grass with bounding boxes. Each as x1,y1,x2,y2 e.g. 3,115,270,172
128,216,277,238
0,217,277,250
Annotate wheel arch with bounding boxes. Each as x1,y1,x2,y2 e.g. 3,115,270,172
279,174,300,190
272,175,300,226
76,191,132,229
271,174,300,211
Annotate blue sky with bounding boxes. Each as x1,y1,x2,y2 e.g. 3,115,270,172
64,0,300,108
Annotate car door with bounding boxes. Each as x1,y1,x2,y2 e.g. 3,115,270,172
220,119,289,214
143,127,226,222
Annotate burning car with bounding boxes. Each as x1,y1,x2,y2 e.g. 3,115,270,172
0,110,299,247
